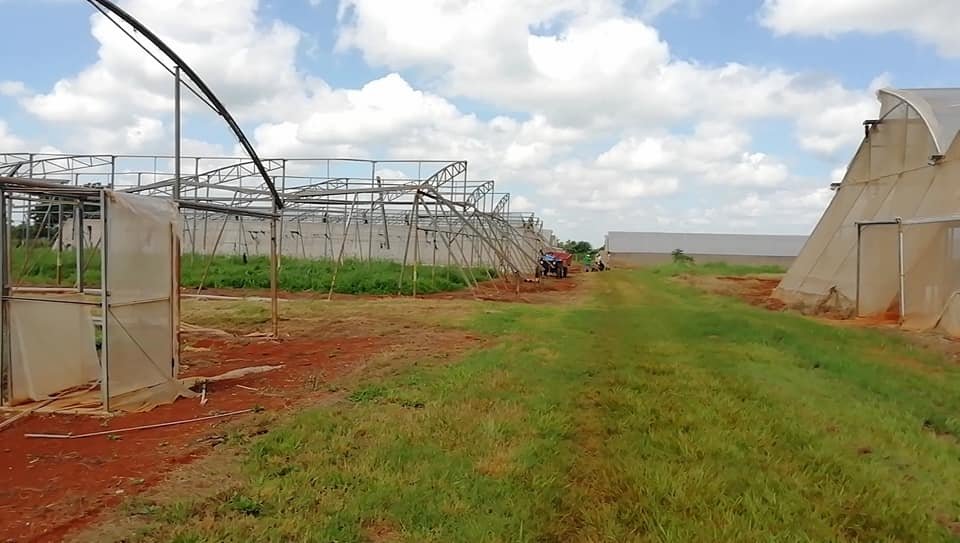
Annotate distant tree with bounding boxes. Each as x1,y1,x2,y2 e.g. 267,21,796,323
560,240,593,255
671,248,694,265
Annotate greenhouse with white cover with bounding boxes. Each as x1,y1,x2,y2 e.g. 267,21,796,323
775,88,960,335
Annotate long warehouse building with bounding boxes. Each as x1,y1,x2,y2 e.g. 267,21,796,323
604,231,808,267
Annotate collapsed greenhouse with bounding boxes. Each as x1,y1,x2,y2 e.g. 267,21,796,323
0,1,555,414
0,153,555,413
774,87,960,335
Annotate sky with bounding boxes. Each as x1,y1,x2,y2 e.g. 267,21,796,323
2,0,960,245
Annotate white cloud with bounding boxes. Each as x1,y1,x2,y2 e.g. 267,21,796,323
512,195,535,211
6,0,875,242
375,168,409,180
761,0,960,57
254,73,585,179
337,0,880,139
639,0,708,18
528,159,681,213
0,81,27,98
22,0,307,127
651,186,833,233
0,120,25,150
793,74,889,158
296,74,477,145
596,122,789,187
830,164,849,182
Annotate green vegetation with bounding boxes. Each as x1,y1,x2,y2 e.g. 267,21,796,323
655,260,786,276
9,248,492,295
559,239,597,262
671,247,695,264
126,269,960,541
180,254,493,295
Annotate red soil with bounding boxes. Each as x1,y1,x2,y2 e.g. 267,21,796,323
716,276,786,311
0,333,418,542
0,277,573,542
425,275,579,302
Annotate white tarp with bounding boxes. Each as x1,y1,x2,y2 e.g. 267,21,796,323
8,299,99,403
104,191,187,407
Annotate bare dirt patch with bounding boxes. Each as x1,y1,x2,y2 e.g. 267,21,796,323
0,298,481,543
425,274,580,303
681,274,786,311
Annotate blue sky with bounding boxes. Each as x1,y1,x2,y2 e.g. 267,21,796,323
1,0,958,244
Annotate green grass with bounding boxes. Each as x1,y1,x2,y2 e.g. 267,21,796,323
654,260,786,277
9,247,492,295
113,270,960,541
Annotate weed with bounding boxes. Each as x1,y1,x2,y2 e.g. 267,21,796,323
225,494,264,517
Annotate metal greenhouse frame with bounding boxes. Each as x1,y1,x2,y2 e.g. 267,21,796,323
0,0,554,413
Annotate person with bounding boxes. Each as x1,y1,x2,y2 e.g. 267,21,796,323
595,253,605,271
538,253,551,277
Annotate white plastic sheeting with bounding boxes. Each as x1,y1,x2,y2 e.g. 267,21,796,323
104,191,186,408
2,190,188,410
775,88,948,316
8,299,99,403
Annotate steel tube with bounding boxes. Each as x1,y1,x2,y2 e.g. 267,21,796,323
99,190,110,411
898,218,905,324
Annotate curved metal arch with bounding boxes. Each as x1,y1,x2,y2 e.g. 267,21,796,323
465,180,494,207
86,0,284,209
877,88,957,155
493,194,510,216
425,160,466,190
381,160,466,204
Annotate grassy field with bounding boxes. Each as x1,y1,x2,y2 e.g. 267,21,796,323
10,247,489,295
653,260,786,276
104,268,960,541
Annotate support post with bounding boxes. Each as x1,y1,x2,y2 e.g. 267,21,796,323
278,160,287,260
75,203,84,294
377,174,390,251
328,194,358,300
56,202,63,286
897,218,905,325
0,190,10,406
100,190,110,412
270,206,279,338
173,66,182,376
170,221,180,380
397,195,417,295
173,66,181,202
855,223,861,317
368,161,375,261
413,193,420,298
